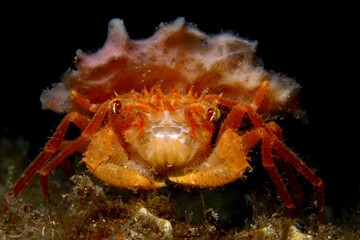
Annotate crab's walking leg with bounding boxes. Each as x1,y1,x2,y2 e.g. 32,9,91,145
37,100,111,195
266,122,304,208
243,109,325,221
218,98,324,220
71,90,100,113
241,128,295,217
39,136,90,197
216,81,269,142
5,112,90,204
273,141,325,222
208,81,324,220
251,81,269,110
277,158,304,206
5,100,110,208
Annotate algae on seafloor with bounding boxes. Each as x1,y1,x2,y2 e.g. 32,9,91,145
1,137,360,239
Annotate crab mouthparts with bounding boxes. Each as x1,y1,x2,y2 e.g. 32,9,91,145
151,126,188,139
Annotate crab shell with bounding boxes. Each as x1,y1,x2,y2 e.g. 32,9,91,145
82,89,226,188
40,18,303,119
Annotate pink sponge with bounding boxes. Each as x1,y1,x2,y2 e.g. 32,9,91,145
41,18,303,118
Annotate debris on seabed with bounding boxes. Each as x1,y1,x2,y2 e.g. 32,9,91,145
1,137,360,239
2,174,359,239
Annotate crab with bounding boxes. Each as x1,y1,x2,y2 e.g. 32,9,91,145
5,18,325,221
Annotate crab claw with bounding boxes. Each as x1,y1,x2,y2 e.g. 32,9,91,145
91,163,166,189
83,127,166,190
169,129,250,188
169,165,244,188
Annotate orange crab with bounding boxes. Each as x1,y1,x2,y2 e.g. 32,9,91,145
5,18,325,221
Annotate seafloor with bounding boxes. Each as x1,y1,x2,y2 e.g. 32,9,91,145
0,137,359,239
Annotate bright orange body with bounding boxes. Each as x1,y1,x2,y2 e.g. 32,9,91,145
7,86,255,194
83,88,250,189
5,18,325,222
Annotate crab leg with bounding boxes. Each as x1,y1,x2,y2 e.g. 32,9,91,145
216,92,325,221
238,103,325,221
216,81,269,142
6,100,110,206
273,140,325,221
5,112,90,204
71,90,100,113
37,100,111,195
39,137,90,197
241,127,295,216
251,81,269,110
276,158,304,210
259,121,304,204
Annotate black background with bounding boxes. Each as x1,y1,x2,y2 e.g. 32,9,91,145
0,4,356,222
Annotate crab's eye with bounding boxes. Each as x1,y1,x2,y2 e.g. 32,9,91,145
205,107,221,122
109,99,122,114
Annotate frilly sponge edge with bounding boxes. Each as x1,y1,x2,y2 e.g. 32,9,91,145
41,18,302,118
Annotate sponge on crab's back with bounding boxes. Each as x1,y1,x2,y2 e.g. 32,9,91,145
41,18,303,119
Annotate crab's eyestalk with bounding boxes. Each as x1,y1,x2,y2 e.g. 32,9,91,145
205,107,221,122
109,99,123,114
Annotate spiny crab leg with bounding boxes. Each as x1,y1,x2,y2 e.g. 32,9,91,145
5,112,90,202
273,140,325,221
38,100,111,195
241,127,296,217
236,103,325,221
214,81,269,142
5,99,110,208
251,81,269,110
276,158,304,210
265,121,304,208
39,137,90,198
71,90,101,113
176,81,325,221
